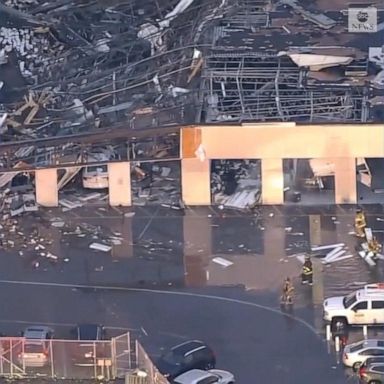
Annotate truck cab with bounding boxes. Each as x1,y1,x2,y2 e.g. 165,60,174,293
323,284,384,328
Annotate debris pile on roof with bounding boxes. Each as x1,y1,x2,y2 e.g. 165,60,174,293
0,0,218,149
198,0,384,123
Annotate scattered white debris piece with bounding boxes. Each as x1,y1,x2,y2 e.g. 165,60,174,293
89,243,112,252
161,167,171,177
78,193,102,202
322,250,347,264
358,250,376,267
365,228,373,241
51,221,65,228
323,255,354,264
46,252,58,260
212,257,233,267
377,218,384,221
59,199,82,209
311,243,345,251
324,246,343,260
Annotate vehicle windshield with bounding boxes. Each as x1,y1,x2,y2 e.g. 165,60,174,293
78,326,98,340
349,342,365,353
24,343,45,353
343,292,357,308
161,351,184,365
85,165,108,173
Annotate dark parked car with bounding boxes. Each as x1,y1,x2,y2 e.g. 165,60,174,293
359,356,384,383
157,340,215,380
71,324,107,366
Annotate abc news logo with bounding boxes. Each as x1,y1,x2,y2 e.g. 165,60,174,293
348,7,377,33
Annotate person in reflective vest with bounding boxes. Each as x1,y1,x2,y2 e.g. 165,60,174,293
368,236,382,257
281,277,294,304
301,255,313,286
355,209,366,238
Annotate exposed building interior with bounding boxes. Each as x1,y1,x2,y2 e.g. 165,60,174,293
211,159,261,209
131,160,181,207
356,158,384,203
0,0,383,208
283,159,336,205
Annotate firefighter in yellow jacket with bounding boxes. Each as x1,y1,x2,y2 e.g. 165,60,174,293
368,236,382,257
301,255,313,286
355,209,366,238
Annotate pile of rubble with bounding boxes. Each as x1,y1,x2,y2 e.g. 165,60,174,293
211,160,261,209
0,0,220,148
131,161,182,207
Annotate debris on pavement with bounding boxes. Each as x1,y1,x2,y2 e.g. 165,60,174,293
212,257,233,268
89,243,112,252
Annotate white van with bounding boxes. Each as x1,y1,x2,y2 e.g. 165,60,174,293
82,152,110,189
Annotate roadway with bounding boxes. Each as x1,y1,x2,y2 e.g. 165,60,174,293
0,281,346,384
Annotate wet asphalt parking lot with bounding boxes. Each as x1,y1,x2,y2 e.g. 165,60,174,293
1,204,384,383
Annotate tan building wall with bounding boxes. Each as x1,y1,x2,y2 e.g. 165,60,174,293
108,162,132,206
180,123,384,205
35,168,58,207
31,123,384,207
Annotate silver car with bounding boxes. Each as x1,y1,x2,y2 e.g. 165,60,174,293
18,326,54,367
343,339,384,370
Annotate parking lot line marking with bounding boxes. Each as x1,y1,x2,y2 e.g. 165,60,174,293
141,327,148,336
0,279,319,337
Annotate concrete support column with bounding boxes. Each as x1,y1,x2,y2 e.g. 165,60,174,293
334,157,357,204
108,162,131,206
183,211,212,287
309,215,321,247
35,168,58,207
181,158,210,205
261,158,284,205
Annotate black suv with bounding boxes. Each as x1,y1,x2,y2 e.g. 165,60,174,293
71,324,107,366
157,340,216,380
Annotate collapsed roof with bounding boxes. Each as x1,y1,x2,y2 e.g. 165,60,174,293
197,0,384,123
0,0,383,168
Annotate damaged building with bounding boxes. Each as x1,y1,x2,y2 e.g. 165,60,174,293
0,0,382,209
198,0,384,123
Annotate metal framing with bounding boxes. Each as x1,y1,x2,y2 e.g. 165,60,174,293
198,0,371,124
200,54,367,123
0,333,151,380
